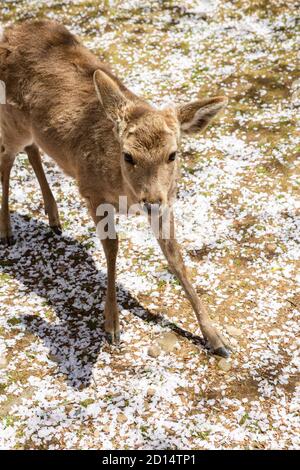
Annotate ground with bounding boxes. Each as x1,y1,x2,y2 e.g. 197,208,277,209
0,0,299,450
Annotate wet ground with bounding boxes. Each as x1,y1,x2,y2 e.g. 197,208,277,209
0,0,299,450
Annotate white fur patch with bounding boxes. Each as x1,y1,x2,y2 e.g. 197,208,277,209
161,100,176,111
0,24,4,41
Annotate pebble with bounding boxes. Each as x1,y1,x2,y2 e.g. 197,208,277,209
48,354,60,363
148,345,161,358
218,358,232,372
226,325,243,337
291,78,300,90
291,88,300,107
117,413,128,424
266,243,277,254
157,332,178,353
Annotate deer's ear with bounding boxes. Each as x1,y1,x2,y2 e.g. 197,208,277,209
93,69,127,120
177,96,227,135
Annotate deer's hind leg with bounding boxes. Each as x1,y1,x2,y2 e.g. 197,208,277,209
25,144,61,234
0,139,16,245
0,105,33,244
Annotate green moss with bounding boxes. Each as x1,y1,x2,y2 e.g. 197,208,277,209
7,317,21,326
80,398,95,408
0,273,11,285
192,430,211,440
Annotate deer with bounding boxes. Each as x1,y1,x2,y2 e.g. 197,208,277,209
0,20,230,357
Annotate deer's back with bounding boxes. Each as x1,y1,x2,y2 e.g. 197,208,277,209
0,21,129,150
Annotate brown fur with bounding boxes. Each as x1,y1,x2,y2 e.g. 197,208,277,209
0,21,230,356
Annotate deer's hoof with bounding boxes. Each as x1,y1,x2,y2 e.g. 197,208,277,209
0,234,15,246
106,331,120,345
213,346,231,358
50,224,62,235
106,332,113,344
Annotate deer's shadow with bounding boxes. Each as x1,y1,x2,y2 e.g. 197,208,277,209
0,213,204,390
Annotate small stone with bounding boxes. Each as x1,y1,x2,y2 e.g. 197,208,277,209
266,243,277,254
218,358,231,372
48,354,60,363
291,78,300,91
291,88,300,107
148,345,161,358
0,355,8,369
117,413,127,424
147,388,156,397
157,332,178,353
226,325,243,337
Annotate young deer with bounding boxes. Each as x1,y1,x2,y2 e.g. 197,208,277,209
0,21,230,357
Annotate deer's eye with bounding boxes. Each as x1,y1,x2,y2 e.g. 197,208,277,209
123,152,135,165
168,152,177,162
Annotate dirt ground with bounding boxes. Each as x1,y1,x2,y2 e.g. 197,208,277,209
0,0,299,450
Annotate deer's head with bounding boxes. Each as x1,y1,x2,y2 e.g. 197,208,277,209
94,70,227,212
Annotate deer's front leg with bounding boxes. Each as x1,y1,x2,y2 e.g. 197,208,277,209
101,236,120,344
156,210,230,357
87,197,120,344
